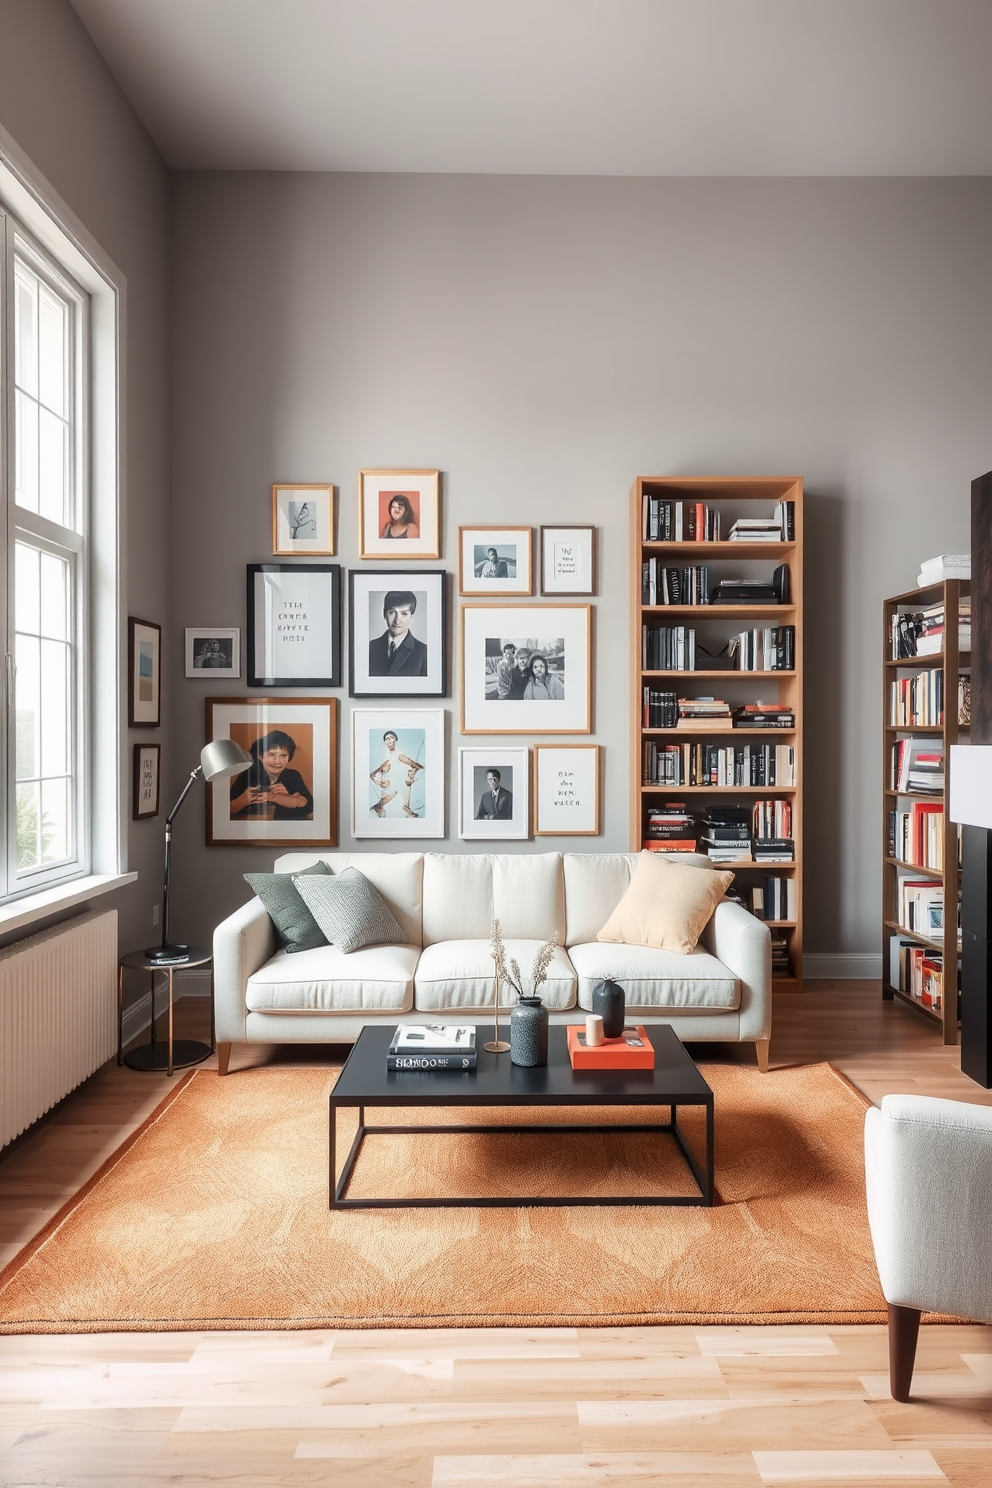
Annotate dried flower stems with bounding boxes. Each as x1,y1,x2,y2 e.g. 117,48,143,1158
490,918,559,1001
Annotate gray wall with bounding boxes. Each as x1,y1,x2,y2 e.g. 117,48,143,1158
170,172,991,964
0,0,171,952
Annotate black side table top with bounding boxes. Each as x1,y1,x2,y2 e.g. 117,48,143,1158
120,946,211,972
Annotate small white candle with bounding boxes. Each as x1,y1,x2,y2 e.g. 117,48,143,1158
585,1013,604,1046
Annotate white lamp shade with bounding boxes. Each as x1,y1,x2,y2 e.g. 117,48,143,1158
200,738,252,782
949,745,992,829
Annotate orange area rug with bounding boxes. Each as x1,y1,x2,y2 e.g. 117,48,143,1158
0,1062,885,1333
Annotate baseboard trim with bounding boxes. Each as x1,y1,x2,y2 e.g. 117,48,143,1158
120,969,212,1048
804,954,883,980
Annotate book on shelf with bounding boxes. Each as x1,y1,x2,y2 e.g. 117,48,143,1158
677,696,733,727
770,930,792,974
642,496,721,543
890,739,944,794
642,739,795,787
899,881,945,938
728,626,795,671
642,687,678,728
888,803,944,870
728,517,782,542
749,873,797,922
890,669,949,728
959,675,971,725
642,624,695,671
774,501,795,540
889,936,944,1010
568,1024,655,1070
753,798,793,840
642,559,710,606
732,703,795,728
753,840,795,863
890,599,970,659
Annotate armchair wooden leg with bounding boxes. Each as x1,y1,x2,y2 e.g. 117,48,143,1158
755,1038,769,1073
217,1041,232,1077
888,1302,921,1402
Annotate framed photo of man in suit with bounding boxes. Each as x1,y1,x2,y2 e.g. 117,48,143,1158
459,747,530,840
349,570,447,698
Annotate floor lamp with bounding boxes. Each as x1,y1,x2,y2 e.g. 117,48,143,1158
950,744,992,1087
145,739,252,962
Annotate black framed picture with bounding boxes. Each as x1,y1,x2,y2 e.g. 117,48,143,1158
348,569,447,698
246,564,341,688
132,742,160,819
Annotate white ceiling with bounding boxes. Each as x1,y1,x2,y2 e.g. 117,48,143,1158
68,0,992,175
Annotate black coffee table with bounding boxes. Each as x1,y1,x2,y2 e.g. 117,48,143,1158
329,1024,714,1210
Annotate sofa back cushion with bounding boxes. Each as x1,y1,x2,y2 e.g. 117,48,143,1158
563,851,713,946
273,852,424,946
421,853,565,946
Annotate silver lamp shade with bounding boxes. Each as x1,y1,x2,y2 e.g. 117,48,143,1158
200,738,252,782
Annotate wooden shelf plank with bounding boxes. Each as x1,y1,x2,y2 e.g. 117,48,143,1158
641,727,797,737
886,654,971,670
641,784,796,794
886,857,947,879
641,541,795,557
888,984,944,1024
641,669,796,678
884,788,945,801
883,919,958,955
642,605,796,618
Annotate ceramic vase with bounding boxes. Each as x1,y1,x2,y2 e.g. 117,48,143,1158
592,978,625,1039
510,997,549,1067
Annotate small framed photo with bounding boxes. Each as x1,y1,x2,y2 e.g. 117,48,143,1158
185,628,240,678
534,744,601,836
128,617,161,727
349,570,447,699
459,747,529,840
541,525,596,595
272,483,335,556
459,527,532,596
359,469,440,559
352,708,444,838
205,696,338,848
132,743,160,820
460,605,592,735
247,564,341,688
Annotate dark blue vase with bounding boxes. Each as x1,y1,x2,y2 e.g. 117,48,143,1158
510,997,549,1067
593,979,625,1039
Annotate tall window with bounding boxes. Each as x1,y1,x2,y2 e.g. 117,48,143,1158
3,215,88,898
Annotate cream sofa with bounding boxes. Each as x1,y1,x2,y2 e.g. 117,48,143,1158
213,850,772,1074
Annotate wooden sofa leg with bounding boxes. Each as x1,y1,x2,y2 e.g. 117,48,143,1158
888,1302,921,1402
217,1041,232,1077
755,1038,769,1073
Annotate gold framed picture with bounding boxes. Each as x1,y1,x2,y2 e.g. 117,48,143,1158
534,744,601,835
460,604,592,735
359,469,440,559
458,526,532,596
272,484,335,556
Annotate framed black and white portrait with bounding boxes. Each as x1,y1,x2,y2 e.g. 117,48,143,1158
458,526,532,597
352,708,445,838
460,604,592,735
348,569,446,698
185,627,240,678
459,747,529,840
247,564,341,688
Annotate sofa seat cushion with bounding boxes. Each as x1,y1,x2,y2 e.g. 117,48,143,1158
245,943,418,1013
568,942,739,1012
415,940,577,1012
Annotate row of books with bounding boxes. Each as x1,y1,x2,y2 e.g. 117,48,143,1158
889,937,945,1011
770,931,792,976
640,691,796,730
644,803,795,862
752,798,793,842
728,626,795,671
899,880,945,938
641,561,710,606
890,740,943,795
642,496,721,542
890,670,945,728
642,740,795,787
642,624,696,671
890,599,971,660
888,805,944,871
642,624,796,672
748,874,797,922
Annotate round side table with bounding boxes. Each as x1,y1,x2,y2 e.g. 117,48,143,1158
117,946,214,1076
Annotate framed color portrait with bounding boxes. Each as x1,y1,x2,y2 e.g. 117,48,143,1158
534,744,601,836
247,564,341,688
459,747,529,840
460,605,592,735
205,696,338,848
128,617,161,727
185,627,240,678
132,743,160,820
352,708,445,838
349,569,447,698
458,526,532,596
359,469,440,559
272,483,335,556
541,525,596,595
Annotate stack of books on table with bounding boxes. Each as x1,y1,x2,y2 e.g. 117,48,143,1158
567,1025,655,1070
917,552,970,587
732,702,795,729
677,697,732,729
387,1026,477,1070
643,804,700,852
702,806,751,863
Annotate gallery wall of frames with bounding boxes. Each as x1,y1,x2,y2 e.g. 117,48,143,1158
132,473,601,846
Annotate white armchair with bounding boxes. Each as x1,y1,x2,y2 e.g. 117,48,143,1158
864,1094,992,1401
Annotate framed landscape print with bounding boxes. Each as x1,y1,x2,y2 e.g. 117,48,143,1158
272,483,335,556
128,617,161,727
359,469,440,559
534,744,600,836
541,525,596,595
458,526,532,596
349,569,447,699
459,747,529,840
185,627,240,678
352,708,444,838
132,743,160,820
247,564,341,688
460,605,592,735
205,696,338,847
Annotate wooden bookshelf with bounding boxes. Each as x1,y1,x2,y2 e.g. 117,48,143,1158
881,579,969,1043
630,476,804,991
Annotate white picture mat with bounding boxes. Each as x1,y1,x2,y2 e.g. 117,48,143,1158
253,569,334,681
274,485,333,553
361,471,439,558
461,605,591,734
459,747,529,839
535,746,600,835
208,701,333,843
459,527,531,595
542,526,594,594
185,628,240,677
352,708,445,837
131,621,160,724
350,572,444,695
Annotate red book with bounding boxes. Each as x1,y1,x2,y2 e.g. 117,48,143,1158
568,1025,655,1070
643,839,698,851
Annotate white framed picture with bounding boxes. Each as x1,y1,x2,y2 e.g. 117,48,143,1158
359,469,441,559
185,627,240,678
348,569,447,698
460,604,592,735
272,484,335,556
541,525,596,595
459,747,530,840
458,526,532,596
352,708,445,838
534,744,601,836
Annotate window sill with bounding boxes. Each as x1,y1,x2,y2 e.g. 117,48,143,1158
0,872,138,937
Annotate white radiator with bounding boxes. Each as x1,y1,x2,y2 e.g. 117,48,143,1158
0,909,117,1148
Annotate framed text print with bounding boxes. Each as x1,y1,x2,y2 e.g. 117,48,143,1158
132,743,160,820
205,696,338,848
272,483,335,556
247,564,341,688
348,569,447,699
352,708,445,838
460,604,592,735
534,744,600,836
459,747,529,840
128,617,161,727
359,469,440,559
458,526,532,597
540,525,596,596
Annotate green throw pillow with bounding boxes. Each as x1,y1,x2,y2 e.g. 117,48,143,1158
293,868,405,954
243,861,333,954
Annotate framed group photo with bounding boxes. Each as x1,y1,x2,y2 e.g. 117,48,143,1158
132,743,160,820
359,469,440,559
534,744,600,835
247,564,341,688
541,525,596,595
458,526,532,596
460,605,592,735
348,570,447,698
127,617,161,727
205,696,338,848
459,747,529,840
185,627,240,677
352,708,444,838
272,483,335,556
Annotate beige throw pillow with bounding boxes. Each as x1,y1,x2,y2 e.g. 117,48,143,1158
597,852,733,955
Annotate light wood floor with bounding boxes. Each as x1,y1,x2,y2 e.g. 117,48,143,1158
1,981,990,1487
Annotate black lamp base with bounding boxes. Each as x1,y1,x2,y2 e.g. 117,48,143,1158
143,942,191,963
